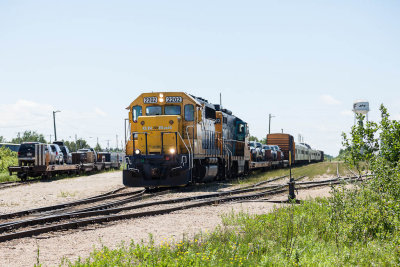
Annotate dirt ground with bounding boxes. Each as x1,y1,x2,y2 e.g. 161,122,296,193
0,172,334,267
0,171,123,214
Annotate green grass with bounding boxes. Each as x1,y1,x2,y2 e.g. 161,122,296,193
0,172,18,183
236,162,338,186
62,198,399,266
58,191,78,198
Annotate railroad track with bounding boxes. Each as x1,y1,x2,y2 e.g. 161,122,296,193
0,181,26,190
0,186,141,221
0,177,60,191
345,164,358,177
0,175,362,243
0,175,292,223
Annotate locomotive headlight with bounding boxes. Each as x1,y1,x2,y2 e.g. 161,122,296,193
159,97,164,103
169,148,176,154
159,93,164,97
135,149,141,155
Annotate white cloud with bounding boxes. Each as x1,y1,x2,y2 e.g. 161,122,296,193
340,110,354,117
0,99,54,128
94,107,107,117
320,94,341,105
393,113,400,120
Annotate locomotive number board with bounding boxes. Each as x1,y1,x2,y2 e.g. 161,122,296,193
143,97,158,103
165,96,182,103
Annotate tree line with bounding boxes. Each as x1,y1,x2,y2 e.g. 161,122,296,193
0,131,123,152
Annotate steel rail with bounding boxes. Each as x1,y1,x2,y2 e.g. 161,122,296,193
0,180,37,190
345,164,358,177
0,183,291,242
0,188,141,220
230,175,289,191
0,176,304,235
0,175,363,243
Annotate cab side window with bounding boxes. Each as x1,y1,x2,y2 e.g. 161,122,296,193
132,106,142,121
184,104,194,121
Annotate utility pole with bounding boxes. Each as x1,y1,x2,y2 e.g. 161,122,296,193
116,134,118,150
268,114,275,134
75,134,78,151
53,110,61,141
106,139,110,151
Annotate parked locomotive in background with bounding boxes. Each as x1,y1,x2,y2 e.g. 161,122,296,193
123,92,324,188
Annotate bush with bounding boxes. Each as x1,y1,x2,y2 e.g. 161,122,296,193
65,199,400,266
0,147,17,172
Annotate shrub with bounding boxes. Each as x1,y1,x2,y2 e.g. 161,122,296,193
0,147,17,172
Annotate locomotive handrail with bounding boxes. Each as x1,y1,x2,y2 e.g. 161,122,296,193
185,125,194,170
160,131,192,169
177,132,192,170
161,132,178,155
131,132,148,155
224,139,233,175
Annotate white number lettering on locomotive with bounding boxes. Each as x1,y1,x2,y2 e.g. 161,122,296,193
143,97,157,103
165,96,182,103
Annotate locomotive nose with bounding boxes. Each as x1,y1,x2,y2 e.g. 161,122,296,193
136,115,181,154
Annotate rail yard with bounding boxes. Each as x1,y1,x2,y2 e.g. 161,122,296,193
1,0,398,264
0,91,358,266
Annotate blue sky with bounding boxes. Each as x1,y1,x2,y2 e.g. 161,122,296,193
0,1,399,155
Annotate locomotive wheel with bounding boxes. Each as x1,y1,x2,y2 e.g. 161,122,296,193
18,173,27,182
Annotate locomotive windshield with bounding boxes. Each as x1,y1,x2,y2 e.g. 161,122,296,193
165,105,181,115
146,106,162,115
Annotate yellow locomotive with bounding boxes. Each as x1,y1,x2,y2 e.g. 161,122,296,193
123,92,250,187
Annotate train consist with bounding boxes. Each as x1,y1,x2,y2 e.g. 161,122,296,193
123,92,324,188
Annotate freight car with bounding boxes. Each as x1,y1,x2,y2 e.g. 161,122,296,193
8,144,121,180
123,92,324,188
266,133,324,164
